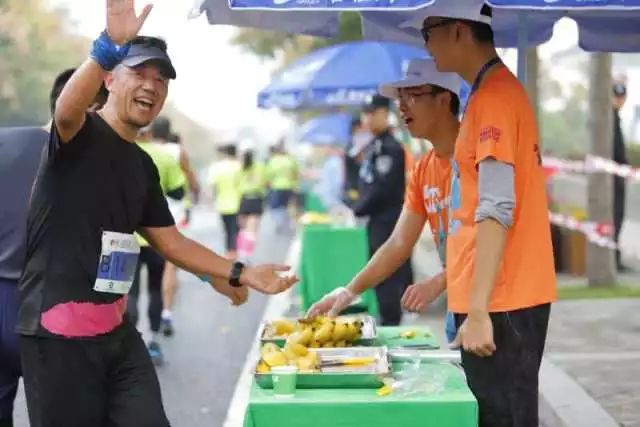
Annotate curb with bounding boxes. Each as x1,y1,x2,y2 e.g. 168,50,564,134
539,358,619,427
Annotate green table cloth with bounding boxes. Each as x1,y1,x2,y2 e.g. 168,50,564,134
375,326,439,349
299,224,378,315
243,362,477,427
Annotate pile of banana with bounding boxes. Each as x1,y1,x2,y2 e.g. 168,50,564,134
257,317,366,374
257,342,319,374
266,317,365,347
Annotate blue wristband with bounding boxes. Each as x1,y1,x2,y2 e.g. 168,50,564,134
198,274,210,283
90,31,131,71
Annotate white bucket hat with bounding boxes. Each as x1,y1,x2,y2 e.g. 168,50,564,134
379,58,461,99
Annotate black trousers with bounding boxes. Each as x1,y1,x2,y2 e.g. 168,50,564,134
455,304,551,427
613,177,626,268
221,214,239,252
368,220,413,326
127,247,165,333
20,322,170,427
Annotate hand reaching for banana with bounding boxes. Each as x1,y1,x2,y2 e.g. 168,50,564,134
306,287,357,318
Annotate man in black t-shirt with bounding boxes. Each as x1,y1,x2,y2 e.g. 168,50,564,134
18,2,296,426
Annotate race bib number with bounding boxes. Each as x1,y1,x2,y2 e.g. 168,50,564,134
93,231,140,295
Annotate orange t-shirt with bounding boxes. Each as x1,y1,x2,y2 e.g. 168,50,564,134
447,66,557,314
404,150,452,264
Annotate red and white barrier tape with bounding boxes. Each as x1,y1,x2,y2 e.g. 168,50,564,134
542,155,640,181
549,212,616,248
548,212,640,259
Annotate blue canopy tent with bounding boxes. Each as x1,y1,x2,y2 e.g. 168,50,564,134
226,0,640,83
189,0,340,37
227,0,435,10
258,41,428,109
298,113,353,146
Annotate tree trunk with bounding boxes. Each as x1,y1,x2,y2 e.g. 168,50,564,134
587,53,616,287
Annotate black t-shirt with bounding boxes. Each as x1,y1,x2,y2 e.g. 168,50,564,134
17,113,174,338
0,127,48,282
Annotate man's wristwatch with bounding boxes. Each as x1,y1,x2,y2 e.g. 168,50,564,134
229,261,245,288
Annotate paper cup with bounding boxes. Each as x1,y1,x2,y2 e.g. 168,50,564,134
272,365,298,397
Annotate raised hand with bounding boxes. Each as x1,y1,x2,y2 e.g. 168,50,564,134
106,0,153,45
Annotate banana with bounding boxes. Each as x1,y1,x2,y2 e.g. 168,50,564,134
262,350,288,367
298,326,313,346
331,321,348,342
322,341,335,348
256,361,271,374
260,343,280,358
314,322,334,344
289,343,308,357
308,340,320,348
286,331,305,346
297,352,319,372
345,322,359,341
335,340,347,348
283,345,299,362
272,319,296,336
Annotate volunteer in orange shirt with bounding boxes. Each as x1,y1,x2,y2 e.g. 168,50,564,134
307,58,461,321
403,2,557,426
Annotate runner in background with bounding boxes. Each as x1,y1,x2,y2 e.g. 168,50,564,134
149,119,201,337
128,126,186,364
209,144,242,259
237,150,267,262
266,143,299,233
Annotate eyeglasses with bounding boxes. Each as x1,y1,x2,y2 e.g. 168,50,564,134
398,89,437,106
420,19,456,43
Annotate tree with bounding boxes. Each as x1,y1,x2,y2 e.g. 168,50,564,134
231,12,362,65
586,53,616,287
0,0,88,125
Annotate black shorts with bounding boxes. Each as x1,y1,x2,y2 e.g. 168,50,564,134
455,303,551,427
20,321,170,427
267,190,294,210
239,196,264,216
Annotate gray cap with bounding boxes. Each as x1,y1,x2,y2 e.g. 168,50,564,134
122,43,177,80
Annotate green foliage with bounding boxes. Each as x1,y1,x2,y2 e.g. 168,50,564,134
538,58,590,158
557,285,640,300
0,0,87,125
231,11,362,63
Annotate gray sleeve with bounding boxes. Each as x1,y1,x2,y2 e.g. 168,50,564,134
475,158,515,229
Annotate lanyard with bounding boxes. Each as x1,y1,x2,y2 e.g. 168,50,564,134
436,158,458,268
464,57,502,114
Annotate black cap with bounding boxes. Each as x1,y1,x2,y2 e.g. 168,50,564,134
122,41,177,80
613,83,627,97
362,94,391,113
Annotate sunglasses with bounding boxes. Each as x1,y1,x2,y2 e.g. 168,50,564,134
420,18,457,43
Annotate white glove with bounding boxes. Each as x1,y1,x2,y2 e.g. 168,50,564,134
306,287,357,318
